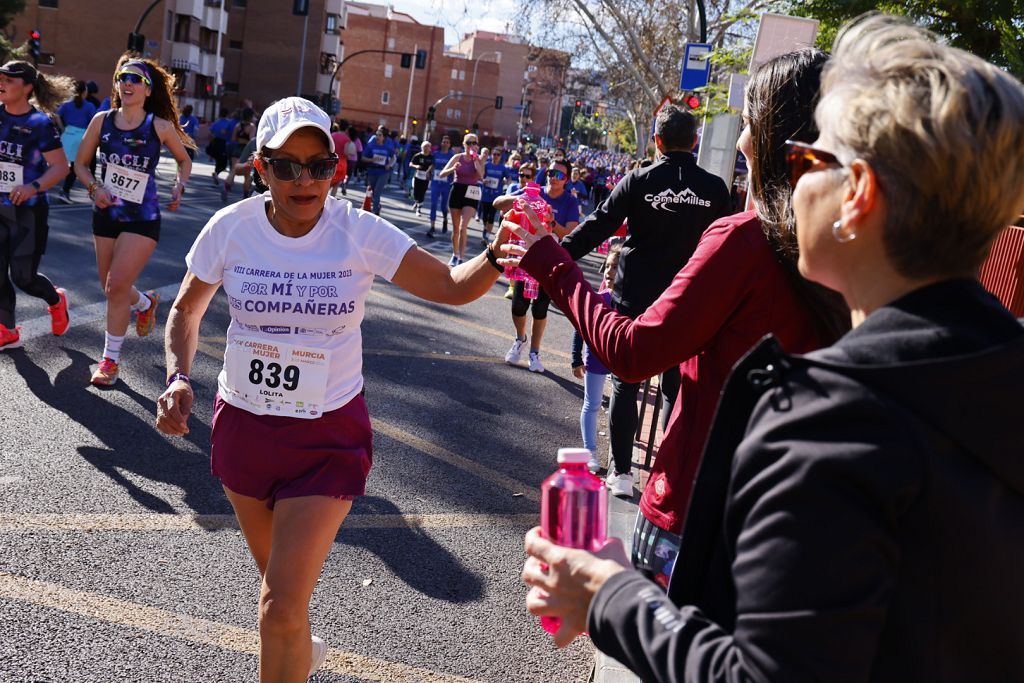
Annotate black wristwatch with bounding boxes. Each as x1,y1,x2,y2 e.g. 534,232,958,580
30,180,41,191
485,245,504,273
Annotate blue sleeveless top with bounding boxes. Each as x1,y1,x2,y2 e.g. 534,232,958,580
96,110,161,222
0,104,62,207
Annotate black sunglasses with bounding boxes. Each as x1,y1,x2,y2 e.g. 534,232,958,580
264,155,339,182
784,140,844,188
546,169,568,181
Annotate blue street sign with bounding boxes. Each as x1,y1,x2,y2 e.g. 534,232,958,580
679,42,712,91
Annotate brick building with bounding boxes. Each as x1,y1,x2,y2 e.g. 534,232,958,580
454,31,570,147
340,2,501,145
221,0,344,115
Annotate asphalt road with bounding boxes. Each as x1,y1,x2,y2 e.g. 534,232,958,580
0,156,613,682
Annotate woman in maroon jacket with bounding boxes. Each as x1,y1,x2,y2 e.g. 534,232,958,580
506,49,848,587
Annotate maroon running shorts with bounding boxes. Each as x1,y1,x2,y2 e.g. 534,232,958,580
210,393,373,509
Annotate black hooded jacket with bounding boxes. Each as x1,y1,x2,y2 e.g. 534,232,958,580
588,278,1024,682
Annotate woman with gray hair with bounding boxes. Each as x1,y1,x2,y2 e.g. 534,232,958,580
517,13,1024,681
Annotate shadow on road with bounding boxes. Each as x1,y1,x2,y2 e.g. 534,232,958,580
10,347,224,515
345,495,485,603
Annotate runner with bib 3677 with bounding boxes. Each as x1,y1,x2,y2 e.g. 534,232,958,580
74,53,195,386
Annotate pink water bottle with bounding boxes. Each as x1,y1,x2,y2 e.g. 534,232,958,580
523,276,540,300
539,447,608,635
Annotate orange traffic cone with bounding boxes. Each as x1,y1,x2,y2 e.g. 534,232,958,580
362,186,373,212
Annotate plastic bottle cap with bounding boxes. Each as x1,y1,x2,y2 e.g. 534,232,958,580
557,448,591,464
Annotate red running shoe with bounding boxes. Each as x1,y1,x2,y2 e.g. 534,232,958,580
90,357,119,386
0,324,22,350
134,290,160,337
49,287,69,336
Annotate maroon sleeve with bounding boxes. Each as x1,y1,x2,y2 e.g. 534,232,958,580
520,219,760,382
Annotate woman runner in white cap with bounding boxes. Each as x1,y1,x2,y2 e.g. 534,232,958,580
156,97,510,680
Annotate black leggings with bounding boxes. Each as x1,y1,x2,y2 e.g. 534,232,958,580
510,279,551,319
0,202,60,327
413,177,429,203
607,366,681,475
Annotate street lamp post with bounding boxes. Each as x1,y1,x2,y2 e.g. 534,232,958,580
468,51,500,133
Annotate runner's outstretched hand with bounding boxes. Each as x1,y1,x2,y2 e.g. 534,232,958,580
156,379,193,436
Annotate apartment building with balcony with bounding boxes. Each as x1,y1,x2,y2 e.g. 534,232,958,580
220,0,345,115
340,2,501,144
454,31,570,147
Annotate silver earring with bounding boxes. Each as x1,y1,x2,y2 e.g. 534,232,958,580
832,219,856,243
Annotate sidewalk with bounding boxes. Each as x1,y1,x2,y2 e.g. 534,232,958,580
593,382,664,683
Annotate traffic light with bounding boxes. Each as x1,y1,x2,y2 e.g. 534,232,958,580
427,106,436,122
292,0,309,16
495,95,503,110
415,49,427,69
127,32,145,54
684,93,701,110
574,99,582,109
28,30,41,64
412,118,418,126
400,53,412,69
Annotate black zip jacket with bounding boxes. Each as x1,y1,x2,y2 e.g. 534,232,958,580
561,152,730,318
588,279,1024,682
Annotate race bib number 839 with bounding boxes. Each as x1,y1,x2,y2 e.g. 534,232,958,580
224,337,332,418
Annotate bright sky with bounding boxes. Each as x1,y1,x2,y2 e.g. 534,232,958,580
385,0,520,46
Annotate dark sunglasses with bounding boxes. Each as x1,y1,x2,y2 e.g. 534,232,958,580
546,169,567,181
465,141,479,146
116,72,151,86
784,140,844,188
519,172,534,178
264,155,339,182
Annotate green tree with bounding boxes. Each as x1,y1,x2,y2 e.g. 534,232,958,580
785,1,1024,78
0,0,28,64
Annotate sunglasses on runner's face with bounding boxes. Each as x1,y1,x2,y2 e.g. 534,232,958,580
546,169,567,181
784,140,844,188
116,72,151,86
264,156,339,182
519,172,534,179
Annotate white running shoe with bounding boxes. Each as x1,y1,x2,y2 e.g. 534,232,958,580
606,470,634,498
587,451,601,474
309,635,328,677
504,337,527,364
448,254,458,267
528,351,544,373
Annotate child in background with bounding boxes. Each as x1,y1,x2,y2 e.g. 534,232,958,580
570,241,622,473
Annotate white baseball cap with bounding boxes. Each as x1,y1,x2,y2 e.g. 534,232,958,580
255,97,335,153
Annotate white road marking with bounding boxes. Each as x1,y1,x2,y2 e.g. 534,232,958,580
0,512,539,532
17,282,183,341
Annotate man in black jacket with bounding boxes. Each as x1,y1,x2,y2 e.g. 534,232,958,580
560,105,731,496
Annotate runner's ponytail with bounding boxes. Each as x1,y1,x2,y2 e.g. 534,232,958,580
30,72,76,113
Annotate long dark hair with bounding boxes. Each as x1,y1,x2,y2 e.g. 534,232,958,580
746,49,851,343
110,52,196,150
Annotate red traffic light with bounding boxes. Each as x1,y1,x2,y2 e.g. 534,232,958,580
30,30,40,40
574,99,582,108
684,94,701,110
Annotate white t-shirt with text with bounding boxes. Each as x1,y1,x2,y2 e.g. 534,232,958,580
186,194,415,417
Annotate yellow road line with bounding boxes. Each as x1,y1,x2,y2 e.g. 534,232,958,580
374,421,541,502
192,342,542,503
366,348,570,368
0,512,539,533
0,571,481,682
